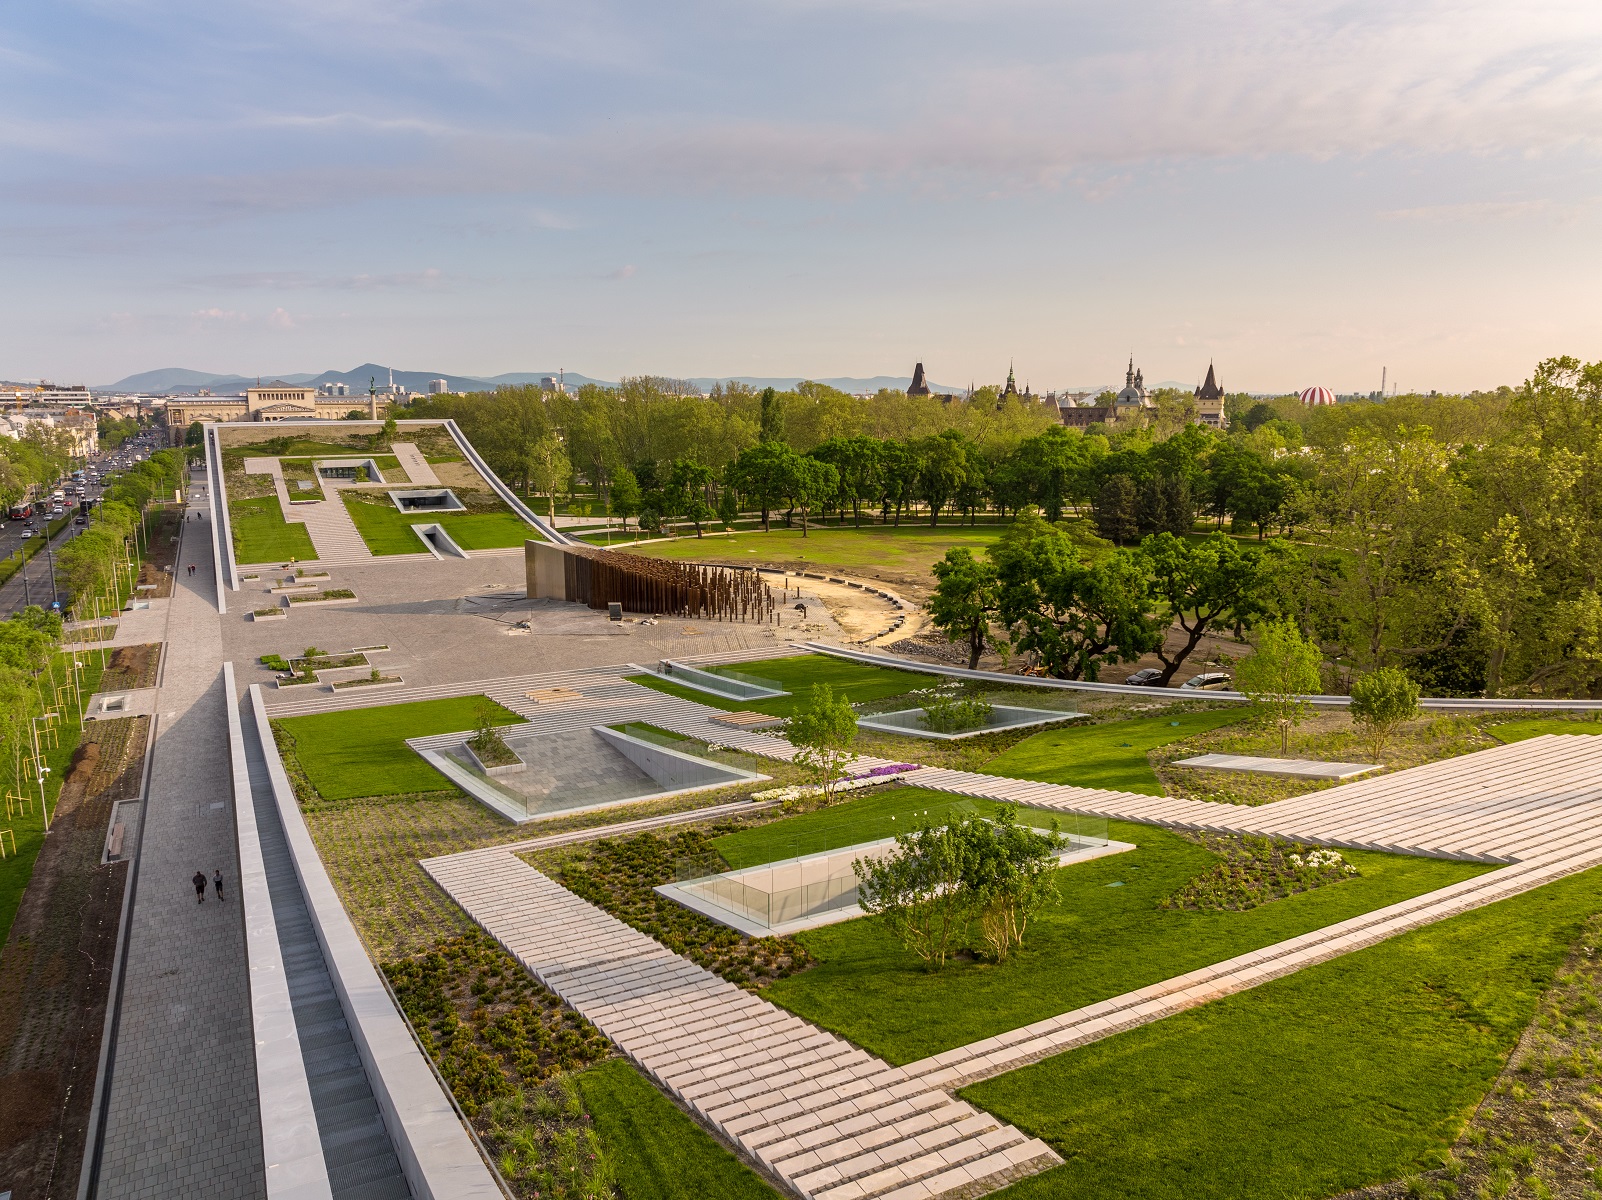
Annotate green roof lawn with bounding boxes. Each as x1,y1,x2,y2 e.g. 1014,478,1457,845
969,864,1602,1200
340,491,538,555
748,794,1487,1064
274,695,523,801
627,653,932,718
230,495,317,565
980,709,1252,795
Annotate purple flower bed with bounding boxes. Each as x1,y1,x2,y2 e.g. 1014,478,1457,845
849,764,919,781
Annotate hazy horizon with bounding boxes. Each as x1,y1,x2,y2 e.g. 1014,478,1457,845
6,1,1600,393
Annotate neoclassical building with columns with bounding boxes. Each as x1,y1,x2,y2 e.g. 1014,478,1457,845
163,383,379,441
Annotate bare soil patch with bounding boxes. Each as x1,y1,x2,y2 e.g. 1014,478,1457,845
0,716,146,1199
98,643,161,692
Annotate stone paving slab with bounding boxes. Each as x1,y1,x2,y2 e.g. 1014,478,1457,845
96,494,264,1200
1172,753,1382,779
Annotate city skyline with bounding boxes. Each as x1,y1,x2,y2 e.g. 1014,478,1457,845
5,0,1600,391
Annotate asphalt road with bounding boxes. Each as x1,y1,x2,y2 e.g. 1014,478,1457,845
0,431,169,617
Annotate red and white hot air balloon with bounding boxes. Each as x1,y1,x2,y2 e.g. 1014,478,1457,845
1299,386,1337,407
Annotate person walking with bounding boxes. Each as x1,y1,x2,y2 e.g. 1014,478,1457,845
212,869,225,902
192,870,207,904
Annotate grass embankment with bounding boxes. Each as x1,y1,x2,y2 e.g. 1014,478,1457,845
628,653,930,718
577,1058,781,1199
970,865,1602,1200
340,492,536,555
0,651,109,944
620,524,1011,578
982,709,1252,795
741,789,1485,1064
273,695,522,802
229,495,317,564
1490,716,1602,743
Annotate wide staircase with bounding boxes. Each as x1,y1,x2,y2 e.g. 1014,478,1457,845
240,697,413,1200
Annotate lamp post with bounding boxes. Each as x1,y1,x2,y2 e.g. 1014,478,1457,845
31,713,57,832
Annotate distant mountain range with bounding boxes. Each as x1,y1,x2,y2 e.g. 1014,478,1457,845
95,365,1206,397
94,365,996,395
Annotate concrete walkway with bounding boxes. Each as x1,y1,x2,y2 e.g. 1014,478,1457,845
388,443,438,487
94,495,264,1199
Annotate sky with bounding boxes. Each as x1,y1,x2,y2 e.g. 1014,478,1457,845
5,0,1602,393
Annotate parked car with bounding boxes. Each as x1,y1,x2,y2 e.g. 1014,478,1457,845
1179,672,1233,690
1123,668,1164,686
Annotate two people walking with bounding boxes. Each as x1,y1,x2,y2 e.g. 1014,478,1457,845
191,869,225,903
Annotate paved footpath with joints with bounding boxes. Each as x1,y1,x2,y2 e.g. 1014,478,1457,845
422,848,1061,1200
96,497,264,1199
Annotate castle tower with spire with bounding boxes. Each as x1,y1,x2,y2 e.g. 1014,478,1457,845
907,362,931,397
1115,356,1153,412
1194,361,1227,429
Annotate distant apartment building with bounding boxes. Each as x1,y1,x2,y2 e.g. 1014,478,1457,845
1,408,98,456
320,382,349,396
428,378,449,394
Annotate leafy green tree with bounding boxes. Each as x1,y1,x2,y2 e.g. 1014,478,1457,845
1348,666,1420,760
992,512,1160,680
609,466,642,532
926,548,1001,669
728,442,799,532
854,819,970,967
1138,532,1273,685
1234,619,1323,754
758,386,785,444
716,480,739,527
962,806,1064,960
666,458,714,536
784,456,838,538
1092,474,1139,544
810,435,883,526
786,683,858,803
914,431,968,526
527,433,570,522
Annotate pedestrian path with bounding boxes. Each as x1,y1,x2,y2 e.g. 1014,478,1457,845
96,492,264,1199
1172,752,1380,779
422,847,1061,1200
240,458,385,568
905,734,1602,863
388,442,438,486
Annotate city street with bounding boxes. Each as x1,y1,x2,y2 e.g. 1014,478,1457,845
0,429,166,615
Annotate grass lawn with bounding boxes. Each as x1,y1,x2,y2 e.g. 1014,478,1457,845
753,799,1487,1063
1490,716,1602,743
221,437,370,465
628,653,931,718
713,785,1012,868
623,524,1012,578
578,1058,780,1199
0,651,108,944
969,864,1602,1200
273,695,522,801
229,494,318,564
340,492,537,555
982,709,1251,795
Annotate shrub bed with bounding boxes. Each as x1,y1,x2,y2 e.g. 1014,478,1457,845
384,931,614,1199
1160,833,1358,911
536,829,812,989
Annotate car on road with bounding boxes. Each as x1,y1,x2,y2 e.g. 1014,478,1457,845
1179,672,1233,690
20,529,34,539
1123,668,1164,686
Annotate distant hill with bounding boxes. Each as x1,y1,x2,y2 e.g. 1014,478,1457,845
95,365,1105,397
